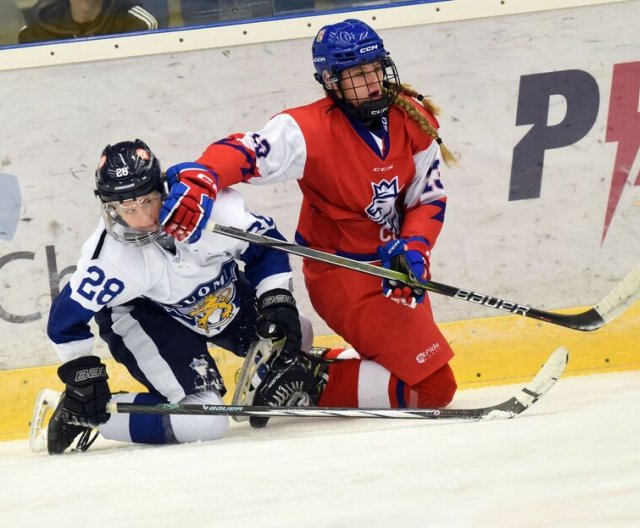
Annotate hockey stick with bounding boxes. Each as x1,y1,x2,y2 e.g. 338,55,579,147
106,347,568,421
210,223,640,332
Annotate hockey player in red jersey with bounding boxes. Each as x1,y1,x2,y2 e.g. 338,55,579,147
160,19,459,423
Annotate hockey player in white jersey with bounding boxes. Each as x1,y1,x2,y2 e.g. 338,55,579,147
45,139,311,454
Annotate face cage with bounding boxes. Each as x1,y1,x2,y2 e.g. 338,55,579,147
330,57,401,121
101,194,163,247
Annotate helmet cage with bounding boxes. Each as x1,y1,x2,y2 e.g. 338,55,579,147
101,192,164,247
332,55,401,121
95,139,166,246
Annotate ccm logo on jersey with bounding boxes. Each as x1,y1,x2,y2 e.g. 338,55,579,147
454,290,530,315
359,44,379,53
74,366,107,382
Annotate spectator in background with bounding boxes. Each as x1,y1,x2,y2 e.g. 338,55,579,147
18,0,158,44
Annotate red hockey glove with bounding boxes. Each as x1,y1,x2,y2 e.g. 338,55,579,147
377,236,431,308
159,162,218,243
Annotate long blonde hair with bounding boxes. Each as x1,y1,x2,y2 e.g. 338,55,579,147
388,83,458,167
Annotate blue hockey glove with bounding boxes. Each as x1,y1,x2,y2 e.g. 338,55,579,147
159,162,218,243
377,236,431,308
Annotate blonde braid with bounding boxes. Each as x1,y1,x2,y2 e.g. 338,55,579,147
387,83,458,167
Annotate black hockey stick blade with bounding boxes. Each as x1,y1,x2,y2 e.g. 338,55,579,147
209,223,640,332
106,348,568,421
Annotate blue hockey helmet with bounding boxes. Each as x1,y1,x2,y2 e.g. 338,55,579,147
312,19,400,120
312,19,388,81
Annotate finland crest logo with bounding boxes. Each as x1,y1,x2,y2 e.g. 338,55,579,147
365,176,402,233
163,260,240,334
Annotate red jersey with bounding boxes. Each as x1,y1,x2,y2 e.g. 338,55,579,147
197,96,447,261
196,95,456,403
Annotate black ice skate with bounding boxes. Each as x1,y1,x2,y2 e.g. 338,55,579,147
250,355,328,429
47,394,98,455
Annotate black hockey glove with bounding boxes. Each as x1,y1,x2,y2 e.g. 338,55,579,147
57,355,111,428
256,288,302,364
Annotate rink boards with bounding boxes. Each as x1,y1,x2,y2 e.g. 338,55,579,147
1,0,639,440
2,302,638,441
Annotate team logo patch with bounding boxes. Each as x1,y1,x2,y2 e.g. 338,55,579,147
365,176,402,233
135,148,150,161
190,355,224,393
162,260,240,335
188,286,235,332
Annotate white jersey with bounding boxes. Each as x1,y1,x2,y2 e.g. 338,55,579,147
48,189,292,362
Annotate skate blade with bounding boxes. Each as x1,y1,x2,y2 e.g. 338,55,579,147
29,389,61,453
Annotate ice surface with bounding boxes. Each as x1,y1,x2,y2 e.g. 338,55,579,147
1,371,639,528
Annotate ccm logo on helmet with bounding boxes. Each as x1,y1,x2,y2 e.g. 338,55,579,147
359,44,379,53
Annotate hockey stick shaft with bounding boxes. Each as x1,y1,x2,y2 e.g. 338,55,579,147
105,348,568,421
106,402,482,420
210,223,640,331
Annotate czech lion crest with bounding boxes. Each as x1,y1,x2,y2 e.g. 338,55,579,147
365,177,402,233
